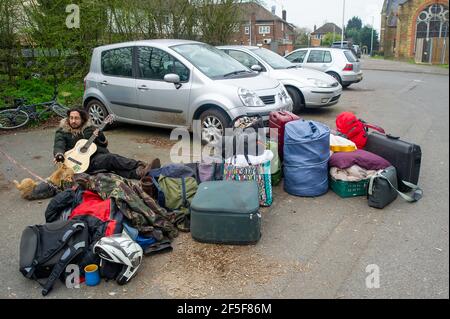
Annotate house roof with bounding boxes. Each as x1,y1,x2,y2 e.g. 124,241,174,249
239,2,292,26
311,23,342,35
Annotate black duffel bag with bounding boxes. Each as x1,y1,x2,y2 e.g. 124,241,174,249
367,166,423,209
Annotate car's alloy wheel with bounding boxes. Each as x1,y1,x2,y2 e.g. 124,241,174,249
202,115,224,144
88,102,107,126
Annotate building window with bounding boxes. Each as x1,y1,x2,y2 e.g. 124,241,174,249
416,4,449,39
245,26,250,35
259,26,271,34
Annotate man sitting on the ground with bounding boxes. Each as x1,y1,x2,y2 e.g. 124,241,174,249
53,108,159,179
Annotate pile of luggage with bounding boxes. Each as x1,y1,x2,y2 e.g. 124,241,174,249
18,111,424,296
269,110,423,208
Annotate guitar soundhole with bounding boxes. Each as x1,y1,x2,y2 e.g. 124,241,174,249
80,147,88,153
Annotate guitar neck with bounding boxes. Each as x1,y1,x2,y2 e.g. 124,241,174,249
82,121,108,150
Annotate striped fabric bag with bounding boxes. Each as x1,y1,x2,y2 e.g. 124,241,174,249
223,154,273,207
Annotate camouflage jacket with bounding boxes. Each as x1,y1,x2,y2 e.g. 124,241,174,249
82,173,182,240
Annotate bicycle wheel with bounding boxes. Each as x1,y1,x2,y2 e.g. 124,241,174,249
0,109,30,129
51,103,70,117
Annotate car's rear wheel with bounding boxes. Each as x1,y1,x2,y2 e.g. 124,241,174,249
327,72,342,85
286,87,305,114
200,108,230,145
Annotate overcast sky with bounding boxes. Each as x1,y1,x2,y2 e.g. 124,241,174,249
265,0,385,33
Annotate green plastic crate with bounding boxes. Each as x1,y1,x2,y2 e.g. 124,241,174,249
330,177,369,198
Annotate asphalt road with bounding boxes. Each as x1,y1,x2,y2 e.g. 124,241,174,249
0,63,448,299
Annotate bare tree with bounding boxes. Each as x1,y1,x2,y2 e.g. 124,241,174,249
195,0,246,45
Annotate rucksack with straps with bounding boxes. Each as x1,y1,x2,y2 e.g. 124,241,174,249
336,111,385,149
19,219,89,296
148,164,199,232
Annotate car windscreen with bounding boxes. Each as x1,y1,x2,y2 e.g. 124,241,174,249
250,48,294,70
171,43,253,79
344,50,358,62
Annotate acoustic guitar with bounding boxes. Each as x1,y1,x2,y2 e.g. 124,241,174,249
64,114,115,173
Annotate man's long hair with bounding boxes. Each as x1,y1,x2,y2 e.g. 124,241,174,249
67,108,89,126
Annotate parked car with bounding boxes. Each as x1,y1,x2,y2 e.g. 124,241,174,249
217,46,342,113
285,47,363,88
331,40,355,53
83,40,292,142
353,45,362,58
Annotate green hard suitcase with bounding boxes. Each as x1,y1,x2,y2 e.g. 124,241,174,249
190,181,261,245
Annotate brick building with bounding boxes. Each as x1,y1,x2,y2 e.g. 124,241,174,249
380,0,449,64
228,2,296,55
310,23,343,47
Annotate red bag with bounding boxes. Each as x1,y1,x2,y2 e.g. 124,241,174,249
269,111,300,159
336,112,385,149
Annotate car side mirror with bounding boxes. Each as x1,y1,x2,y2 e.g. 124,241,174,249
251,65,262,72
164,73,182,89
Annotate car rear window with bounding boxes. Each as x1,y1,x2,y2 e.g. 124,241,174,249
101,47,133,77
344,50,357,62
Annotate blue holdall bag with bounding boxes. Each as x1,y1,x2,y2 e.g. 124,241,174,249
283,120,331,197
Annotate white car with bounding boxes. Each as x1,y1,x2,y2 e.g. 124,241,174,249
285,47,363,88
218,46,342,113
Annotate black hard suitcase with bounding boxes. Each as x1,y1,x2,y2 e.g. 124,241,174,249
190,181,261,245
365,132,422,191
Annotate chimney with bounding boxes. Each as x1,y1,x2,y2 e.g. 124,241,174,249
314,25,317,32
271,5,276,15
282,10,287,21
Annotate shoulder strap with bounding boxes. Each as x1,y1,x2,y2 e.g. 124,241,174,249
41,222,87,296
41,241,86,296
181,177,188,208
369,173,423,202
150,176,161,192
361,120,385,134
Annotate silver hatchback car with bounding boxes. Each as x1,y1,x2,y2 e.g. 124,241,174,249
83,39,292,140
285,47,363,88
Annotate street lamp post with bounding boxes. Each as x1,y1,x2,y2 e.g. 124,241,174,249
341,0,345,48
370,16,374,56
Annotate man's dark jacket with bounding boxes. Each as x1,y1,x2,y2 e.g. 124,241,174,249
53,118,109,156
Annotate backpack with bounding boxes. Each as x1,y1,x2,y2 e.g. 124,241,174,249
156,176,198,212
336,112,385,149
19,219,89,296
148,164,199,231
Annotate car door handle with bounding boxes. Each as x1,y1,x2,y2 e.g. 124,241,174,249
100,80,109,86
138,85,150,91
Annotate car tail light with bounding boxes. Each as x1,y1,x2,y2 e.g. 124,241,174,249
343,64,353,71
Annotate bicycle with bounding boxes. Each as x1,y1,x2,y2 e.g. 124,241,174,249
0,85,70,130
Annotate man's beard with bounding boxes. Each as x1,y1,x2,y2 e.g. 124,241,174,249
69,122,82,129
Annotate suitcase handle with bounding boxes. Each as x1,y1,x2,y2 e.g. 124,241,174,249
386,134,400,140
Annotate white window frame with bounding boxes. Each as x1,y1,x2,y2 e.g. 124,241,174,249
245,26,250,35
259,26,271,35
